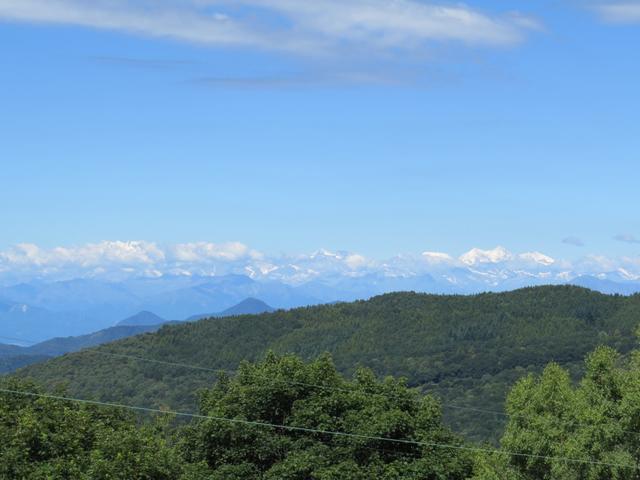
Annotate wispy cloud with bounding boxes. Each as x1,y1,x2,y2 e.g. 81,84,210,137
614,233,640,244
171,242,262,262
0,0,268,48
595,2,640,23
563,236,585,247
189,69,417,89
0,0,539,56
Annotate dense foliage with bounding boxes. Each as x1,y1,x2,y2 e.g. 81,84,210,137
499,345,640,479
1,354,473,479
0,323,166,374
180,352,473,479
0,354,51,375
15,286,640,441
0,378,182,479
6,342,640,478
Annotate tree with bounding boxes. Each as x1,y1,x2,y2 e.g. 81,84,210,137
179,351,474,479
499,346,640,480
0,377,183,479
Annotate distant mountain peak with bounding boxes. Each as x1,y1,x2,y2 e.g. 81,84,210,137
421,251,454,264
519,251,555,266
216,297,275,317
618,268,640,281
459,246,513,266
310,249,342,260
116,310,165,327
228,297,271,309
186,297,275,321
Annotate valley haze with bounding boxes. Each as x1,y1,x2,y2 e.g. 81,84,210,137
1,242,639,342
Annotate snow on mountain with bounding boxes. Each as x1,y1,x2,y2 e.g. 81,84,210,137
518,251,555,266
618,268,640,281
421,251,454,264
1,241,639,301
459,246,513,266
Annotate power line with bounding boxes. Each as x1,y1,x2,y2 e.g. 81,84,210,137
91,350,230,374
82,348,640,439
0,335,233,374
5,334,640,438
0,332,422,462
0,387,637,471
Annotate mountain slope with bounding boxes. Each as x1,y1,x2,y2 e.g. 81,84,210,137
3,271,640,342
0,323,169,373
16,286,640,442
186,297,275,321
570,275,640,295
0,275,319,339
116,310,166,326
21,323,169,357
0,343,23,356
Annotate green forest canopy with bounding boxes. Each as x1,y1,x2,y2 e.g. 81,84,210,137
2,354,475,479
4,344,640,479
14,285,640,442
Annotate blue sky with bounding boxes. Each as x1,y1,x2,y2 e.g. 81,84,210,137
1,0,639,263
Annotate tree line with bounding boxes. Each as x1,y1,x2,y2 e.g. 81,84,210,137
4,340,640,479
16,286,640,442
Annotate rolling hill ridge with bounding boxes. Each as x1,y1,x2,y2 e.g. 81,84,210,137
0,297,276,373
15,285,640,441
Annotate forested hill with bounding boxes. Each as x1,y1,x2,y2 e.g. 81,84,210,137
16,286,640,441
0,323,170,374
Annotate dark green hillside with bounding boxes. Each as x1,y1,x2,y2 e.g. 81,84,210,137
22,323,170,357
0,323,171,374
16,286,640,441
1,354,51,374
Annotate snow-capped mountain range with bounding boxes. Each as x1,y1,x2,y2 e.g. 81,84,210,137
1,241,639,288
1,241,639,342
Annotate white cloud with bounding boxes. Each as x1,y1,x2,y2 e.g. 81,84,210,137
278,249,375,280
459,246,513,266
0,241,164,267
421,251,454,264
0,0,269,47
172,242,260,262
595,2,640,23
0,0,538,56
68,241,165,265
345,254,368,269
617,267,640,281
518,251,555,266
0,243,46,266
1,241,640,287
225,0,536,46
